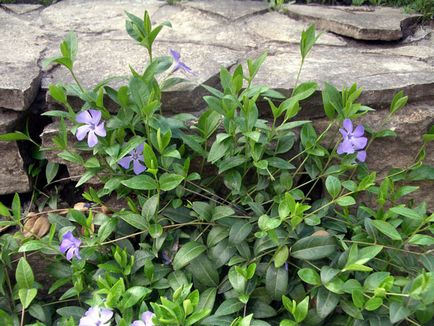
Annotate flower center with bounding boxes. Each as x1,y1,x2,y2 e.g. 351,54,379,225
132,152,139,160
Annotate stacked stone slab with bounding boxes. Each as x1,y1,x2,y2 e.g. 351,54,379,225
0,8,46,194
1,0,433,208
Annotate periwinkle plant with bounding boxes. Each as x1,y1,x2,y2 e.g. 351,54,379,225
0,10,432,326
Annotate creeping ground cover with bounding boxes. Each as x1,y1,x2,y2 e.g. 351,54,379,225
0,10,433,326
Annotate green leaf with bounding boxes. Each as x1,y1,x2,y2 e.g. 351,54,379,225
389,206,421,220
274,246,289,268
365,297,383,311
340,300,363,320
0,201,10,217
16,258,34,289
207,137,229,163
212,206,235,221
297,268,321,285
46,162,59,184
214,299,244,316
187,254,219,287
117,212,147,230
294,296,309,323
316,287,339,318
12,193,21,221
0,131,30,142
336,196,356,207
197,288,217,313
389,302,410,323
325,175,341,198
48,84,67,104
19,288,37,309
408,234,434,246
120,286,151,309
19,240,45,253
291,235,336,260
121,175,157,190
229,220,252,244
300,24,317,59
265,265,288,301
159,173,184,191
173,241,206,270
371,220,402,240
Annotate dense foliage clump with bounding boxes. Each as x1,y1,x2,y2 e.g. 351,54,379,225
0,9,433,326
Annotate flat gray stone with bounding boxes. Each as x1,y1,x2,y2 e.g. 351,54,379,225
158,8,257,50
0,142,31,194
244,11,346,47
0,109,30,194
0,11,44,111
284,4,421,41
184,0,268,20
363,45,434,60
39,0,163,37
252,46,434,117
42,38,243,113
1,4,42,15
0,109,21,133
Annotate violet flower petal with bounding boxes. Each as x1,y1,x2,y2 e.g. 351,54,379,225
353,124,364,137
119,156,133,169
76,111,92,124
340,139,355,154
356,150,367,162
142,311,155,326
131,321,146,326
94,122,106,137
170,49,181,61
352,136,368,150
136,143,144,154
88,109,102,124
342,119,353,133
100,309,114,323
87,131,98,148
76,125,91,141
133,160,146,175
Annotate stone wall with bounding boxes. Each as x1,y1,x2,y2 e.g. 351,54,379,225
1,0,433,208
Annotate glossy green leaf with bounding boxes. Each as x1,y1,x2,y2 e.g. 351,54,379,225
173,241,206,270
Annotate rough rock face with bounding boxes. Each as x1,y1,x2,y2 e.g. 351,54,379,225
0,0,432,203
0,109,31,194
284,4,422,41
313,102,434,210
0,10,43,111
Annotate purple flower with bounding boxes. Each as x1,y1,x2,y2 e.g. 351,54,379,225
76,109,106,148
131,311,155,326
170,49,194,75
79,307,113,326
59,231,81,261
337,119,367,162
118,144,147,175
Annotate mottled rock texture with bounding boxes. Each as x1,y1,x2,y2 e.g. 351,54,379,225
0,0,432,203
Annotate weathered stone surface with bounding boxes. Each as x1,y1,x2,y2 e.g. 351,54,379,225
1,3,42,15
252,46,434,117
42,38,243,113
39,0,163,37
284,4,421,41
183,0,268,20
314,102,434,210
363,45,434,60
0,109,31,194
244,11,346,47
0,10,44,111
157,8,257,50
